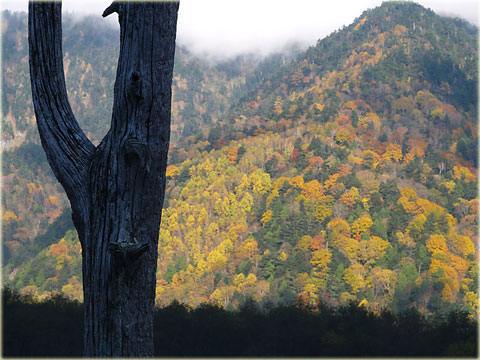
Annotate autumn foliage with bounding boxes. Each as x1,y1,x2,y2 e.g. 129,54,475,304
2,2,478,318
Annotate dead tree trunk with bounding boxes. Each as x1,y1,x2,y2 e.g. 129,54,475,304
28,1,179,356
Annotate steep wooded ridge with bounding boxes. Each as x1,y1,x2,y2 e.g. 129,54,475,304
2,2,478,317
2,10,264,146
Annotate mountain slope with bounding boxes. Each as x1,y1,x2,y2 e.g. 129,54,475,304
1,10,266,146
2,3,478,316
1,9,275,263
146,1,479,313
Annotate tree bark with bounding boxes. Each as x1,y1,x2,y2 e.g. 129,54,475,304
28,1,179,356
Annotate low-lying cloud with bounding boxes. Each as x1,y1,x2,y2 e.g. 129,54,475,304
3,0,478,61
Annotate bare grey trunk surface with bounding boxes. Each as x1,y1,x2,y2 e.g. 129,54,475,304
28,1,179,356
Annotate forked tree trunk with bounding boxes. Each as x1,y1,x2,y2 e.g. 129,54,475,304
28,1,179,356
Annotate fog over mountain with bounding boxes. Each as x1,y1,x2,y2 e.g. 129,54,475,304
2,0,478,61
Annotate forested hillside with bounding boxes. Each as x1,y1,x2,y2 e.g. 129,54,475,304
1,2,478,317
1,9,294,262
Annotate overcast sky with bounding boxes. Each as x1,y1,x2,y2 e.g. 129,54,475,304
2,0,478,59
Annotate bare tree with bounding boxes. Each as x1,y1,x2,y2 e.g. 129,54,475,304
28,1,179,356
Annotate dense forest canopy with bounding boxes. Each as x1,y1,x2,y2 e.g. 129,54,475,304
3,287,477,357
1,2,478,317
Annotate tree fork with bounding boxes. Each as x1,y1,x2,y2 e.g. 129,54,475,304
28,1,179,356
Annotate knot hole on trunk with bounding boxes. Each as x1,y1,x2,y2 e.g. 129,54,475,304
108,240,150,269
128,70,143,102
121,137,150,172
131,71,140,82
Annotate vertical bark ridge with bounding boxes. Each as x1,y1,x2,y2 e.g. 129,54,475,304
84,2,179,356
28,2,94,246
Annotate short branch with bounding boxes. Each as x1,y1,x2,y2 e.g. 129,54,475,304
102,2,119,17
